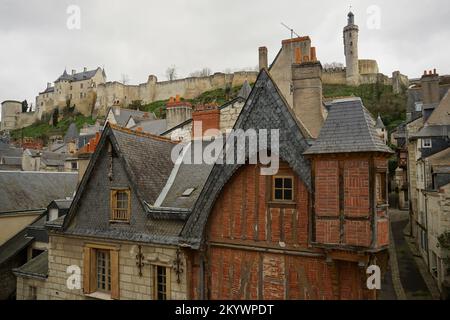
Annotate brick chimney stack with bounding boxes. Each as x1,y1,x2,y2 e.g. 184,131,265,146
291,47,324,138
259,47,268,70
192,103,220,137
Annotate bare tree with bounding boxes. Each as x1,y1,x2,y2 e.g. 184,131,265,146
189,67,212,77
323,62,345,71
121,74,130,85
166,66,177,81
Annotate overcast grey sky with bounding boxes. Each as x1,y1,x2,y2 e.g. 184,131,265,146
0,0,449,107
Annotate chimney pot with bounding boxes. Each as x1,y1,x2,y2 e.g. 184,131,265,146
72,69,76,75
295,48,302,64
259,46,268,70
310,47,317,62
84,67,87,72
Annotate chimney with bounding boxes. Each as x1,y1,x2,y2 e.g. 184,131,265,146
421,68,440,109
77,132,100,182
47,82,52,89
292,58,324,138
259,47,268,70
166,96,192,130
192,103,220,137
72,69,76,75
114,106,120,116
84,67,87,72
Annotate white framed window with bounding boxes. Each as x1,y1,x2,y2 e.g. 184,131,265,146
48,208,58,222
415,102,423,112
422,139,432,148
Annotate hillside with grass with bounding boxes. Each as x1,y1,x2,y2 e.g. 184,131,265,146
12,82,406,143
323,83,407,132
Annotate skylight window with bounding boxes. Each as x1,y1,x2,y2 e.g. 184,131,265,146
181,188,195,197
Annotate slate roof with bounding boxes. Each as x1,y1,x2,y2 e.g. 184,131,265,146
62,124,178,233
64,123,79,143
180,69,312,248
109,107,156,127
13,251,48,279
153,140,218,211
375,115,386,129
41,151,68,167
111,127,177,204
304,98,393,155
411,125,450,139
425,147,450,166
0,171,78,214
40,86,55,94
426,89,450,126
131,119,168,135
0,227,33,265
237,80,252,99
56,68,101,83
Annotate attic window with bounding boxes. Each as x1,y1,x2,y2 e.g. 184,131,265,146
181,188,195,197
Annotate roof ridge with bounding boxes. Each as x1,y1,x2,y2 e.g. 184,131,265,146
109,123,179,144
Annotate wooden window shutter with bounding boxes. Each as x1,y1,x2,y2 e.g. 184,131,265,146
110,190,117,220
83,247,94,294
111,250,120,300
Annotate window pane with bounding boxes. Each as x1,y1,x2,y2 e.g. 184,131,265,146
97,250,111,292
275,178,283,188
156,266,167,300
284,178,292,189
284,189,293,201
274,189,283,200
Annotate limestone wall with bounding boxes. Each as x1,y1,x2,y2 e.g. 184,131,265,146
16,277,48,300
15,112,39,129
219,100,245,132
95,71,257,117
322,70,347,85
38,234,188,300
359,59,379,75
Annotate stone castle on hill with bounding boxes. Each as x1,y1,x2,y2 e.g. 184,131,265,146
0,11,409,132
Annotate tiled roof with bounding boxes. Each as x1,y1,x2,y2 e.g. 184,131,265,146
13,251,48,279
0,171,78,214
304,98,393,155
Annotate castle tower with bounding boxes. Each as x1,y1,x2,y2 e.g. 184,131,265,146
343,11,360,86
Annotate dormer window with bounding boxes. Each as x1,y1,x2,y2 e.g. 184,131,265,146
48,208,58,221
110,189,131,222
422,139,432,149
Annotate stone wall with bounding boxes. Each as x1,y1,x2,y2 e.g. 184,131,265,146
32,234,188,300
322,69,347,85
219,100,245,132
16,277,48,300
95,71,257,117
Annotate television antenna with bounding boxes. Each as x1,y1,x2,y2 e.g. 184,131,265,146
281,22,301,39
